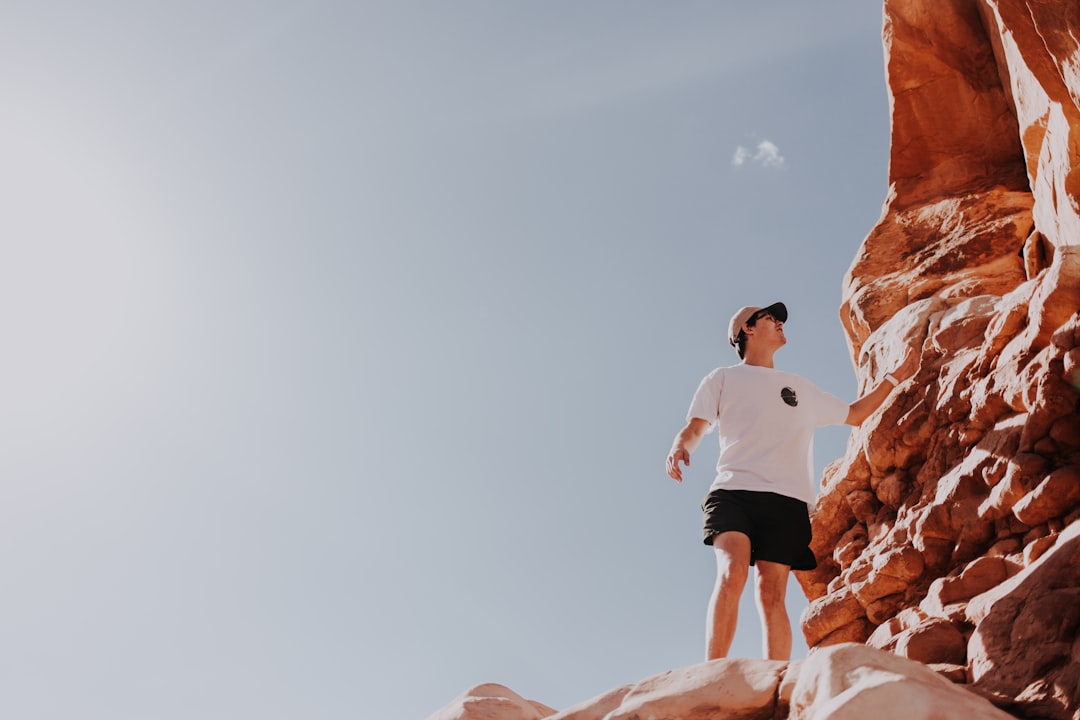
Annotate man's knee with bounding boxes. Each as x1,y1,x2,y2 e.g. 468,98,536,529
756,580,785,610
712,532,751,586
717,561,749,588
754,562,790,609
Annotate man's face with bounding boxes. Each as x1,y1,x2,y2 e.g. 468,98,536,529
746,310,786,348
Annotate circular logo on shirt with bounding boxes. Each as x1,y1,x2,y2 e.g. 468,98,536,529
781,387,798,407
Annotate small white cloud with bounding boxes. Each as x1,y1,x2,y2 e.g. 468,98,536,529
754,140,785,168
732,139,786,170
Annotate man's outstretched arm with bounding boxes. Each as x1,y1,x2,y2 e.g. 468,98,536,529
666,417,712,482
846,347,920,426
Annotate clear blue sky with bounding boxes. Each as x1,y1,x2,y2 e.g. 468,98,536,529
0,2,891,718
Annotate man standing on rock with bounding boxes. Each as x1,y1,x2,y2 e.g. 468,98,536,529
665,301,917,661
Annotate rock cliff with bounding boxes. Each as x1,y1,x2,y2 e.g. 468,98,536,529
428,1,1079,718
799,0,1079,717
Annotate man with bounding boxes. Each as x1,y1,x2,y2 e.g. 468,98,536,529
665,301,917,661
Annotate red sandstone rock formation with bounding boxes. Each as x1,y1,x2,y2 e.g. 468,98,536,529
428,1,1079,718
798,1,1080,718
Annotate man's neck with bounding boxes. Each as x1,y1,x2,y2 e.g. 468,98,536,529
742,347,776,368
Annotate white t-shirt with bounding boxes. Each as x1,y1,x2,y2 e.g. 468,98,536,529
686,362,849,504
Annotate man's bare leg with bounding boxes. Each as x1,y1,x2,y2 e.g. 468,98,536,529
706,532,751,660
754,560,792,660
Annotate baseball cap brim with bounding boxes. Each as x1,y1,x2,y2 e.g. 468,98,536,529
763,301,788,324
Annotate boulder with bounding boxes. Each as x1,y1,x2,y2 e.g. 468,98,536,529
966,523,1080,720
546,658,787,720
788,643,1015,720
426,684,556,720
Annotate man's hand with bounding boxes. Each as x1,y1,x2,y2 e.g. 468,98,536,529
666,447,690,483
846,344,923,426
666,417,711,483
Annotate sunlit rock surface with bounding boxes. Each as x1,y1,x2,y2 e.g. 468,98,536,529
426,683,556,720
789,643,1017,720
427,645,1017,720
428,0,1079,718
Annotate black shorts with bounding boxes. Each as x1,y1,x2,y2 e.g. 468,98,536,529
701,488,817,571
